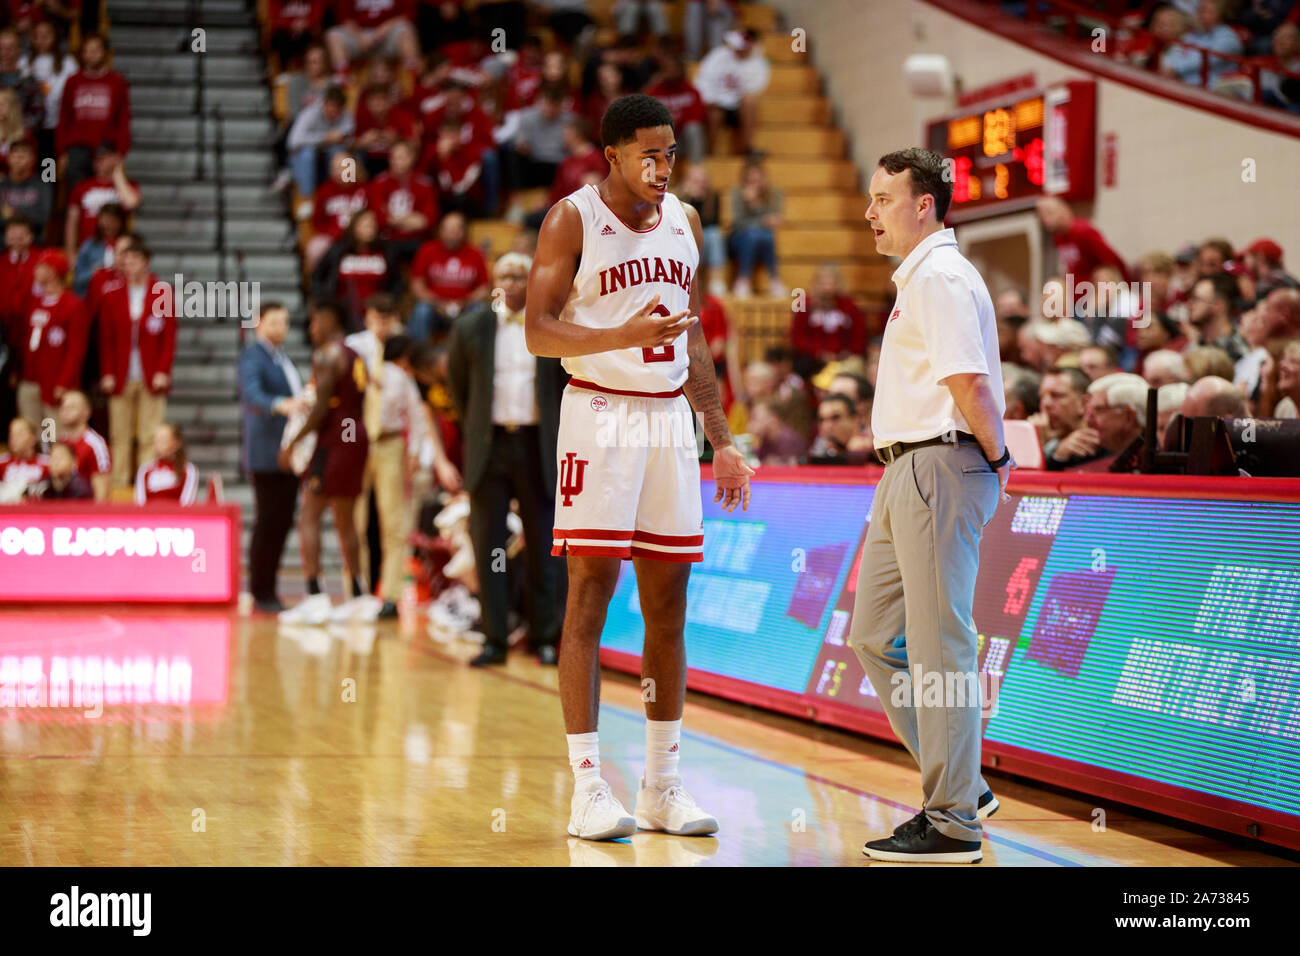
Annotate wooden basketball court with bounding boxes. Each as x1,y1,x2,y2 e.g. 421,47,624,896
0,606,1290,867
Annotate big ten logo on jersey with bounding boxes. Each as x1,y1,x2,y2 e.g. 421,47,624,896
559,451,588,507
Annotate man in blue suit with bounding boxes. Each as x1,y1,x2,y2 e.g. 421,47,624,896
239,302,308,612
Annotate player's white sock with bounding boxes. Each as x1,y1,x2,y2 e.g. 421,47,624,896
567,732,603,791
645,718,682,790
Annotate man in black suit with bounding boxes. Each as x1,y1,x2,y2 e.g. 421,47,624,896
448,252,567,665
238,302,307,613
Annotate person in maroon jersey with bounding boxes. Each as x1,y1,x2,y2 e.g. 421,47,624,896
366,138,437,264
311,208,401,332
409,211,490,341
279,301,371,621
63,143,140,262
306,150,368,270
58,389,110,500
56,33,131,191
134,422,198,505
15,249,87,431
0,416,49,499
99,238,174,488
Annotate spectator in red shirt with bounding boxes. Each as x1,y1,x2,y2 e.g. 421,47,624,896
423,80,499,214
409,211,489,341
135,422,198,505
0,415,48,500
64,143,139,262
57,388,110,499
0,214,39,338
353,82,418,178
366,137,436,262
15,249,86,430
645,51,708,163
500,35,544,112
265,0,325,69
583,61,625,142
523,116,607,229
325,0,420,76
407,51,454,134
790,262,868,378
0,28,45,131
311,208,402,331
1036,197,1131,286
427,118,486,217
56,33,131,191
99,238,175,488
307,150,368,269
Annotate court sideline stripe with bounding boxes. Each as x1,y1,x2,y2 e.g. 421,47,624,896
416,642,1083,866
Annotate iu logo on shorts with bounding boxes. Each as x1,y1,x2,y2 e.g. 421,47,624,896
559,451,588,506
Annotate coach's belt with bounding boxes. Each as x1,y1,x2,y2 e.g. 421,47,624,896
875,431,978,466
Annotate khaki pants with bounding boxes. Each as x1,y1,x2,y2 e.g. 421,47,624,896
17,382,58,436
355,436,411,602
108,381,167,488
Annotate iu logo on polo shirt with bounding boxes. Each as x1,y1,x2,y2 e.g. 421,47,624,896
559,451,588,506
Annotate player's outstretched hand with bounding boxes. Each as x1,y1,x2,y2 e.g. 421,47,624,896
712,444,755,513
618,294,695,348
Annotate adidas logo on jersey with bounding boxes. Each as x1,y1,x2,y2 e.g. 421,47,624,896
600,224,616,236
577,758,595,769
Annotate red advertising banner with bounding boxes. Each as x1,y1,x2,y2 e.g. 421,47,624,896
0,503,241,603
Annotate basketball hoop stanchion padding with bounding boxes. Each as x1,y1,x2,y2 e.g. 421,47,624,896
0,502,242,604
596,465,1300,851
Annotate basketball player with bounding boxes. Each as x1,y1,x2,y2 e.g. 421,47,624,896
525,94,754,841
279,301,371,625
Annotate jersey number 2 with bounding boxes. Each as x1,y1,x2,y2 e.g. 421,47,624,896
641,304,676,363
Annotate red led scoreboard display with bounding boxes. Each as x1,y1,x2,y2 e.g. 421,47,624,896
925,80,1096,221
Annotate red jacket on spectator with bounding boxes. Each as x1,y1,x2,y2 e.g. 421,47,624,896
1052,219,1131,283
68,174,141,248
0,246,41,334
645,78,707,128
57,68,132,157
135,458,198,505
411,239,488,303
67,427,111,483
426,101,496,154
19,288,89,404
85,267,124,322
504,61,543,111
312,179,368,239
368,169,438,240
407,77,457,129
546,145,608,206
791,295,868,360
354,102,419,161
427,141,485,205
267,0,324,32
336,0,412,28
98,277,176,395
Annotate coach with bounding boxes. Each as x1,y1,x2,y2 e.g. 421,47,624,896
239,302,307,613
448,252,568,666
850,148,1011,864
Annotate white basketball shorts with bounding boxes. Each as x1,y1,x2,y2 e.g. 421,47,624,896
552,378,704,562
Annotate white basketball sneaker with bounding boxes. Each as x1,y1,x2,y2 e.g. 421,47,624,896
330,595,383,623
279,593,333,626
567,781,636,841
634,777,719,836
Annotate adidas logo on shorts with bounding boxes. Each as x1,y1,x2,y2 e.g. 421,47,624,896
600,224,616,236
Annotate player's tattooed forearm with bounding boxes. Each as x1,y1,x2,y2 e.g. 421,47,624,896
684,339,733,449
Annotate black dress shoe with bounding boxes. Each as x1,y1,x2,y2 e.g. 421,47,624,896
469,646,507,667
254,598,286,614
863,817,981,863
377,601,399,620
536,645,558,666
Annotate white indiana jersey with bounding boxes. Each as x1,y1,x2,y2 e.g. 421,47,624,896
558,184,699,393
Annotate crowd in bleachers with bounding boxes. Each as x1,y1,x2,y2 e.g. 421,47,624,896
0,8,196,505
735,199,1300,470
1002,0,1300,112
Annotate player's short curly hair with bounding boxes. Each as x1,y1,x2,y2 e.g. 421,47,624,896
600,93,674,149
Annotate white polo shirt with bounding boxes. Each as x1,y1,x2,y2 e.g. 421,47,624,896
872,227,1004,446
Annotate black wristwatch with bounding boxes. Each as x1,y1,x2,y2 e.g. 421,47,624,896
986,447,1012,469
